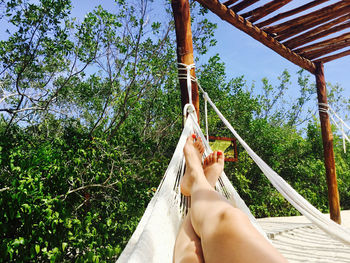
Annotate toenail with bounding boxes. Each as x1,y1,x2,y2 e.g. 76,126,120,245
217,151,222,156
192,134,196,139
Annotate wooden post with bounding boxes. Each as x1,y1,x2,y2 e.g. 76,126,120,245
171,0,200,122
315,62,341,224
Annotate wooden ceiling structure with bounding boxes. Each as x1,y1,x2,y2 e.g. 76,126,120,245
195,0,350,74
171,0,350,224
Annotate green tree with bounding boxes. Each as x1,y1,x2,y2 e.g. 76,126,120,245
0,0,219,261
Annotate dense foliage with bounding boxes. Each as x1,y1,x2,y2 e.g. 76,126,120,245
0,0,349,262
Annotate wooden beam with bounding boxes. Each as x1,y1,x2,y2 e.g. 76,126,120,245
241,0,277,18
223,0,239,7
314,49,350,64
294,32,350,55
275,5,350,42
306,41,350,60
256,0,328,28
241,0,292,24
171,0,200,122
284,15,350,49
231,0,259,13
264,2,350,35
315,62,341,224
195,0,316,74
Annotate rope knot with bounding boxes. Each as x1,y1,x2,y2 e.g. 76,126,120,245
178,63,196,105
203,92,209,101
318,102,329,113
183,103,198,123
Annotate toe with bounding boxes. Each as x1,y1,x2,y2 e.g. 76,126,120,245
200,145,205,155
197,138,204,153
217,151,224,163
209,152,214,164
203,154,210,168
213,151,218,162
186,134,196,144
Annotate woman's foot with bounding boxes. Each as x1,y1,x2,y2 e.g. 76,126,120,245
203,151,224,187
181,134,205,196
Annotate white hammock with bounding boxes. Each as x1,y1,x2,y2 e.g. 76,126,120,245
117,111,265,262
117,81,350,263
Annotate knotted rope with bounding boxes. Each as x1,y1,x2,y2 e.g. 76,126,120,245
318,102,350,152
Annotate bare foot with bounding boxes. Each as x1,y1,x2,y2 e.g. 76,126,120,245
203,151,224,187
193,135,205,158
181,134,205,196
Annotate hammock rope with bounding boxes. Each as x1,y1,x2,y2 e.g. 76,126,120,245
204,93,209,141
318,102,350,152
177,63,196,105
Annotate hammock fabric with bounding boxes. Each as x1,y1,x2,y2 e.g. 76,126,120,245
117,85,350,263
117,111,264,262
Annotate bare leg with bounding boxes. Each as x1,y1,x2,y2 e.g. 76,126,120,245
173,145,224,263
172,150,225,262
173,210,204,263
181,135,288,263
173,135,204,263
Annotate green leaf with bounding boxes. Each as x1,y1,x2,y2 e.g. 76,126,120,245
62,242,67,251
12,237,24,247
35,244,40,254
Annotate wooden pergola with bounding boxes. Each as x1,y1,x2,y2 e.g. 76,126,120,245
172,0,350,224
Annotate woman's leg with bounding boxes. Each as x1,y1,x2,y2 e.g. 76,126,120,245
181,135,288,263
173,211,204,263
173,135,205,263
173,148,225,263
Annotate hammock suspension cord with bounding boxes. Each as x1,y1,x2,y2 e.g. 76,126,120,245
177,63,196,105
177,63,210,140
318,102,350,152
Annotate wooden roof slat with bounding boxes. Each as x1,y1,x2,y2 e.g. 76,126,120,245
231,0,260,13
294,32,350,54
263,1,350,35
283,14,350,49
275,5,350,42
302,39,350,60
241,0,292,23
314,49,350,63
223,0,239,7
196,0,350,66
256,0,328,28
195,0,316,73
